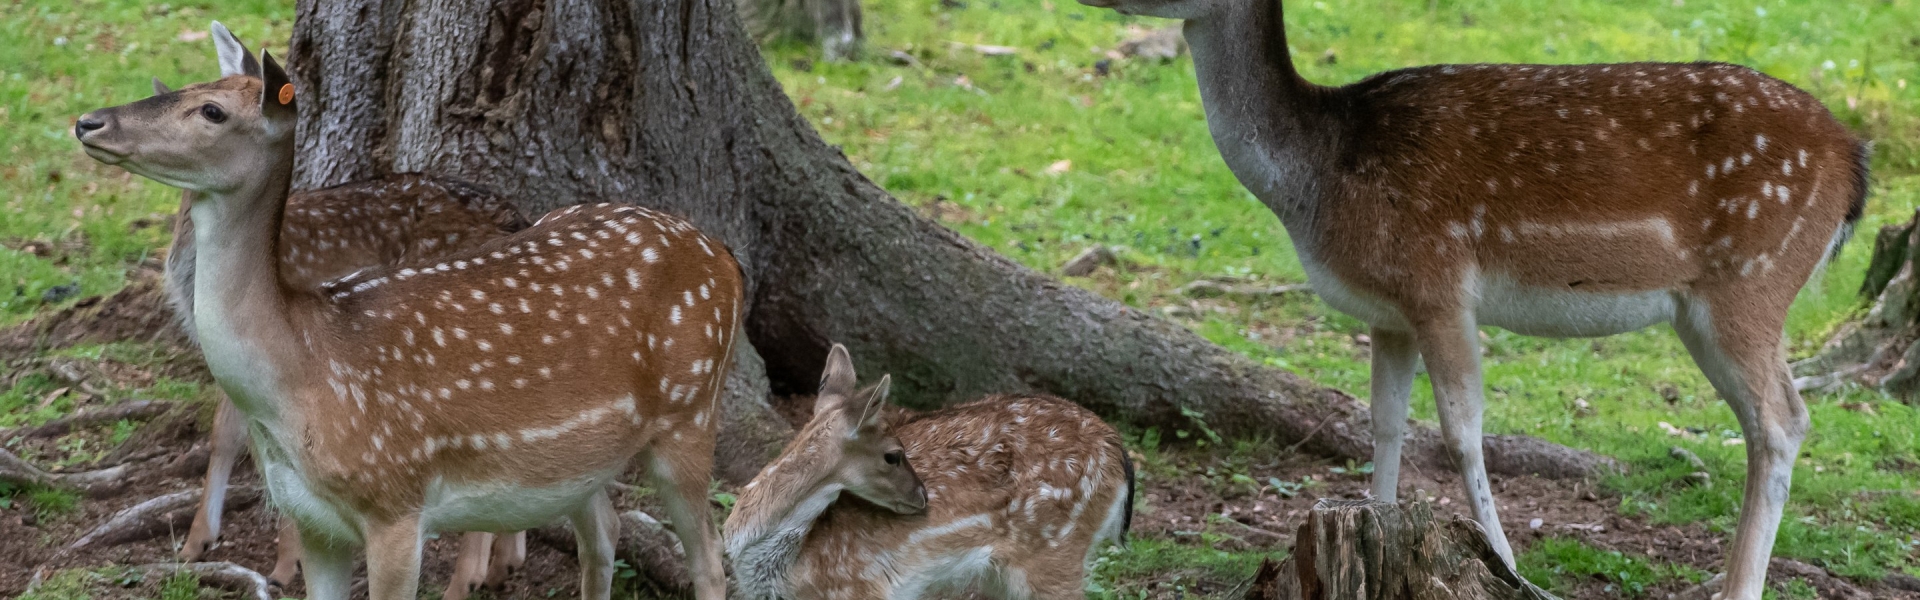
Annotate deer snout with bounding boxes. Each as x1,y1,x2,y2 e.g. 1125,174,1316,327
902,484,929,514
74,114,108,140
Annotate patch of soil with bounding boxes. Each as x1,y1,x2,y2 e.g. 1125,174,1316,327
0,270,191,361
1128,442,1919,600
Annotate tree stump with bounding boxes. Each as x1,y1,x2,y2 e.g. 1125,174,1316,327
1794,209,1920,399
1243,499,1557,600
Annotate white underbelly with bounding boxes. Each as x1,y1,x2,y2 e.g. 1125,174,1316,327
1474,273,1676,337
1299,258,1674,338
422,471,615,533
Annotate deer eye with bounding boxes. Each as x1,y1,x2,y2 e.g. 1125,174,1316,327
883,450,904,466
200,104,227,123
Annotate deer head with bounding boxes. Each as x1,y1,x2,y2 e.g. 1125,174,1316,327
805,344,925,513
75,22,293,195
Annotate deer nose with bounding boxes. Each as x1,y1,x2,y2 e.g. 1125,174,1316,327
74,116,106,139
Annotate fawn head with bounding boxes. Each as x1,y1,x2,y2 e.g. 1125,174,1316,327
1075,0,1219,20
806,344,926,514
75,22,294,194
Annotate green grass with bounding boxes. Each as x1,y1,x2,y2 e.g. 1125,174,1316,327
1519,537,1709,596
4,0,1920,596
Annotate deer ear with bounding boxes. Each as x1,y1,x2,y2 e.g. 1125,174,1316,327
851,374,893,432
818,343,857,396
210,22,259,78
151,78,172,95
259,50,296,130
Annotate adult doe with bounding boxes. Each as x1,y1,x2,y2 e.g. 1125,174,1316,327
725,345,1134,599
76,25,740,600
1076,1,1868,598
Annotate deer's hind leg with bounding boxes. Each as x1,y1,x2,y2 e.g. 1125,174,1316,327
1672,293,1806,600
1411,310,1514,567
484,530,527,588
644,427,725,600
443,532,496,600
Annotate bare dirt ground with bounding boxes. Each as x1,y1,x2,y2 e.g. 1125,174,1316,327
2,284,1910,599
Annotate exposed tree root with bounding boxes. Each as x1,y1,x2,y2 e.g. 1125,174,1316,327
43,486,261,571
0,447,131,497
1794,212,1920,400
132,562,275,600
1,400,176,440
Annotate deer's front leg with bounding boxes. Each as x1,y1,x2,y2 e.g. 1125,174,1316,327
363,514,425,600
571,490,620,600
296,525,355,600
1368,327,1417,502
648,439,726,600
181,397,248,561
1413,313,1513,567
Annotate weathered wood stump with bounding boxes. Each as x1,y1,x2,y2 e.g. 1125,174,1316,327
1243,499,1556,600
1795,209,1920,400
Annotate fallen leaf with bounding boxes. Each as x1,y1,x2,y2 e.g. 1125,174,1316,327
177,30,210,42
39,387,70,409
1044,159,1072,175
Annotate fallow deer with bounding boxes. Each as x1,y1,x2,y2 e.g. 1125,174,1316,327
725,345,1134,599
160,27,536,599
169,176,534,599
1076,1,1870,598
75,24,741,600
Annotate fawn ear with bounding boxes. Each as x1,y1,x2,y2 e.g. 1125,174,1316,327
152,78,171,95
259,50,296,132
813,343,858,415
210,22,259,78
850,374,893,433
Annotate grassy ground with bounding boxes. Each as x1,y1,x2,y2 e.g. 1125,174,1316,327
2,0,1918,598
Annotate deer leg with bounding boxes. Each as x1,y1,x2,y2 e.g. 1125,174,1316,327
180,397,248,561
570,490,619,600
647,441,726,600
363,514,425,600
483,530,527,588
443,532,496,600
268,516,303,587
296,526,354,600
1673,297,1804,600
1368,327,1417,502
1413,313,1513,567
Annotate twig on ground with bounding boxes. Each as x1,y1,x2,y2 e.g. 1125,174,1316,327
132,562,275,600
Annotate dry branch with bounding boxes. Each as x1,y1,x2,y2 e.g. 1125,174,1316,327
53,486,259,563
131,562,275,600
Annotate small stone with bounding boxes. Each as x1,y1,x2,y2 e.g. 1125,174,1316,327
1528,518,1543,529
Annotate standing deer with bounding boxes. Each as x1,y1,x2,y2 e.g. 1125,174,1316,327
1076,1,1868,598
725,345,1134,599
161,26,534,600
75,24,740,600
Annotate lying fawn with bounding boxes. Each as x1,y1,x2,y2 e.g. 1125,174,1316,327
76,27,740,600
163,27,534,599
726,345,1134,599
1076,1,1869,597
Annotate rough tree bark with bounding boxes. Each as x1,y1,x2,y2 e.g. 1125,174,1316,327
283,0,1604,481
1241,500,1557,600
1795,209,1920,400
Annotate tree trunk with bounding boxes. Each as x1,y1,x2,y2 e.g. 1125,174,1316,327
1242,500,1557,600
1795,209,1920,400
283,0,1605,480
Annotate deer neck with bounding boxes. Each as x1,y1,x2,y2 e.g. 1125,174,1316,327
185,152,307,421
1183,0,1337,231
728,451,847,597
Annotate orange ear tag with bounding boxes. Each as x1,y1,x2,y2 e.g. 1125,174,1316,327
277,83,294,105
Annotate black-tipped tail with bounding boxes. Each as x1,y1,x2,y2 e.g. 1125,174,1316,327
1119,444,1136,546
1828,140,1874,263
